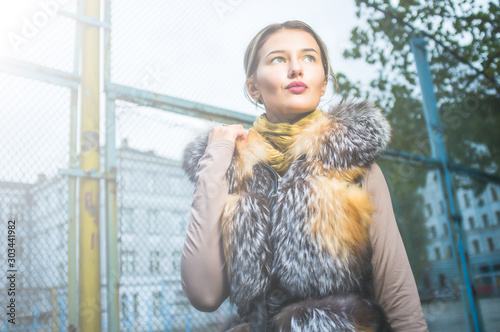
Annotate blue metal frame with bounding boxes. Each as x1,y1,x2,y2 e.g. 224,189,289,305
105,82,257,126
410,30,485,332
384,149,500,184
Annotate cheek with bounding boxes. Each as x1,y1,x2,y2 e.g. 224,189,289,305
256,67,283,94
310,67,326,89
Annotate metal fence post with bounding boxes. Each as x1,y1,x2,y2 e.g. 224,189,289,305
79,0,102,330
409,30,485,332
103,0,120,330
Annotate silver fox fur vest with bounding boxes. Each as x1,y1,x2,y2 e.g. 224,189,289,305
182,99,394,332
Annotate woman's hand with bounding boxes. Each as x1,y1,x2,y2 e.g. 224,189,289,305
208,124,248,144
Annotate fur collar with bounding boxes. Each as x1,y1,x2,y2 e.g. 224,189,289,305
182,98,391,181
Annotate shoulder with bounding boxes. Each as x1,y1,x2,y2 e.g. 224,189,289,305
361,162,396,224
182,128,235,183
361,163,388,194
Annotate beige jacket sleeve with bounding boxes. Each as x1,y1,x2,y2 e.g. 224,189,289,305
363,163,428,332
181,140,428,331
180,139,233,312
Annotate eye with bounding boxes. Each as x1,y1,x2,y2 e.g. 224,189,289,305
304,55,315,62
270,56,285,63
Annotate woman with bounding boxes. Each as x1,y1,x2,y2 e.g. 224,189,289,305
181,20,428,332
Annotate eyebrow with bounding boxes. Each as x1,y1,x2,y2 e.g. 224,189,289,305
265,48,319,59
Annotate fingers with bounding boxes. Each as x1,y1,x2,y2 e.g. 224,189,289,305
234,125,248,142
210,124,247,143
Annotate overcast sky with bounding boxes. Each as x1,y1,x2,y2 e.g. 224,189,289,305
108,0,377,114
0,0,380,182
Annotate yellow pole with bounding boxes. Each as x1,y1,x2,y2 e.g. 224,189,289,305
79,0,101,330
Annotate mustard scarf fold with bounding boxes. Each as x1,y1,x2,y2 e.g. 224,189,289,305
252,109,324,176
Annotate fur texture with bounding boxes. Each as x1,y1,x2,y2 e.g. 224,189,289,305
273,294,393,332
183,99,392,331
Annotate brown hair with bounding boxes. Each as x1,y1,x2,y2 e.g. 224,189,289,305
243,20,339,107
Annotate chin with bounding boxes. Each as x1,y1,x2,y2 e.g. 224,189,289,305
281,106,318,114
282,100,320,112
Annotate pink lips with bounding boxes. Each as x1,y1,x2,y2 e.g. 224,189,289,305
286,81,307,93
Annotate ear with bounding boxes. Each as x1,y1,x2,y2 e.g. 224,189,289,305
246,76,262,101
321,76,328,96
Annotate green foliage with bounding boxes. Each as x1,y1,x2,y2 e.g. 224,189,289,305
340,0,500,285
342,0,500,183
378,159,429,284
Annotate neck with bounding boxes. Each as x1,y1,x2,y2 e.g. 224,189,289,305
265,109,316,124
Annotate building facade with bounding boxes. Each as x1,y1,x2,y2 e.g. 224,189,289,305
0,140,236,331
422,170,500,297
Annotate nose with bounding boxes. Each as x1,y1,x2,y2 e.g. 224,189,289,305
288,58,303,78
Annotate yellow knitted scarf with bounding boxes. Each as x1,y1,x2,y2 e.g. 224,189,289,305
252,109,324,176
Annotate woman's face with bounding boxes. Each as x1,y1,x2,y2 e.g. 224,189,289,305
248,29,327,122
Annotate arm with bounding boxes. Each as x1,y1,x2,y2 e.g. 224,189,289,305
363,163,429,332
180,139,234,311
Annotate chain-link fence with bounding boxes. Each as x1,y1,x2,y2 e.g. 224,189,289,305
1,0,499,331
378,159,500,332
113,101,237,331
0,71,72,330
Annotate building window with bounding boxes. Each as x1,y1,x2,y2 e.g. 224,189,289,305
487,238,495,251
439,201,445,215
445,246,452,259
121,294,128,320
17,238,23,257
150,251,160,274
468,217,475,230
133,293,139,318
58,263,65,283
176,289,189,307
434,247,441,260
148,172,158,193
463,193,470,208
8,204,15,220
120,173,126,190
172,211,180,232
482,214,489,227
148,209,158,234
172,250,181,272
439,273,446,288
442,224,448,236
426,203,433,217
177,215,188,236
491,187,498,201
122,208,134,233
122,251,136,274
430,226,437,238
472,240,480,254
153,291,162,316
480,265,490,273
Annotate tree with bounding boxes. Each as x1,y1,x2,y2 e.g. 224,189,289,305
341,0,499,179
337,0,500,286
